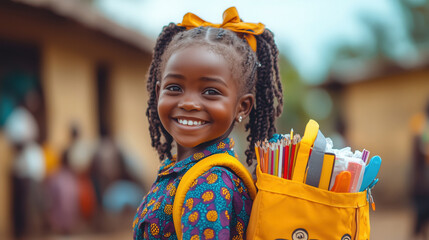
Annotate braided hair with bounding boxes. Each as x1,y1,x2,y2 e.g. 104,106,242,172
146,23,283,166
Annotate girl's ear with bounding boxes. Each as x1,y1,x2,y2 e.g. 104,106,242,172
156,81,161,99
236,93,255,122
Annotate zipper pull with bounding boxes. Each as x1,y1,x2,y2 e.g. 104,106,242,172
368,188,376,211
366,178,378,211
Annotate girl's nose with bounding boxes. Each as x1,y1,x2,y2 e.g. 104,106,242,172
178,98,202,111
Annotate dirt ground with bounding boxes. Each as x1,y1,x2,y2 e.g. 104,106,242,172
370,206,428,240
13,205,428,240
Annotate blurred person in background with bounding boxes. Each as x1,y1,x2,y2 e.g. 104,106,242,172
65,123,97,223
90,126,145,231
4,90,45,238
411,99,429,239
45,140,79,235
45,123,96,235
91,126,130,230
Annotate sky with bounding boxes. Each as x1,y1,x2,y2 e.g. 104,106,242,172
94,0,416,84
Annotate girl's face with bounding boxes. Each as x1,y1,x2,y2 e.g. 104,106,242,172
157,45,253,154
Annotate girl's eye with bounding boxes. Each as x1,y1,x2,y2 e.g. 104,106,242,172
166,85,182,92
202,88,221,95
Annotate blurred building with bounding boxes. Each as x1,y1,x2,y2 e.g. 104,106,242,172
0,0,160,237
326,55,429,206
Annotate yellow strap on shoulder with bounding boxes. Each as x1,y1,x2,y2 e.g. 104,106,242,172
292,119,319,182
172,153,256,239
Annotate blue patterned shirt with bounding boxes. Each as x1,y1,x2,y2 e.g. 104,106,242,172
133,138,253,239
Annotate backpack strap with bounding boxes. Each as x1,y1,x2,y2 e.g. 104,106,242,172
172,152,257,239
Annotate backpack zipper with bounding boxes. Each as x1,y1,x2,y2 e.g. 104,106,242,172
366,178,378,211
354,206,360,240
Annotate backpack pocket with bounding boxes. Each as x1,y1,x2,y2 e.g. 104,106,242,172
246,169,370,240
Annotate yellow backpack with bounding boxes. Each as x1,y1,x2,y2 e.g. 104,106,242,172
173,120,371,240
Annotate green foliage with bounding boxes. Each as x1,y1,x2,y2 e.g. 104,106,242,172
277,55,309,134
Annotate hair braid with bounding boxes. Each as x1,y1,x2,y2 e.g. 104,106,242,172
244,29,283,166
261,30,283,117
146,23,185,161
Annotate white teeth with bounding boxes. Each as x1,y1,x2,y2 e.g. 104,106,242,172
177,119,205,126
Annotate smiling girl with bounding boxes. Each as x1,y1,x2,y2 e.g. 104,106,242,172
133,7,283,239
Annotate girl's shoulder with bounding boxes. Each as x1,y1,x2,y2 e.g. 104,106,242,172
185,166,251,198
180,167,253,239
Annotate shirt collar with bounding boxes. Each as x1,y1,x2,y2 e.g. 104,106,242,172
158,138,236,176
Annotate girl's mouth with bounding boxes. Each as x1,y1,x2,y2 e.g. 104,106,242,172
176,118,206,126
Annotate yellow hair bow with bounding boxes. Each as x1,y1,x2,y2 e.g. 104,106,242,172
177,7,265,52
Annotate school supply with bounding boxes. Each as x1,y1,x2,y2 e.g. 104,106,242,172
331,171,352,193
256,136,296,179
289,134,299,179
362,149,370,163
347,157,366,193
292,120,318,183
329,156,348,190
254,119,381,194
318,153,336,190
305,129,327,187
360,156,382,192
283,138,290,178
256,120,338,188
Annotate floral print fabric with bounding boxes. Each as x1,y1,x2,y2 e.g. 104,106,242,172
133,138,253,240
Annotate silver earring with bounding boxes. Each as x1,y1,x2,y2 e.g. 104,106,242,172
238,116,243,123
